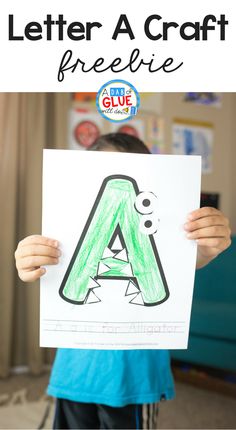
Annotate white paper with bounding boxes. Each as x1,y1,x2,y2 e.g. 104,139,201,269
41,150,201,349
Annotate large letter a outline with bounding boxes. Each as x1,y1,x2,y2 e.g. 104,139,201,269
59,175,169,306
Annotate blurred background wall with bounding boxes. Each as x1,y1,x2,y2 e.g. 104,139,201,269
162,93,236,233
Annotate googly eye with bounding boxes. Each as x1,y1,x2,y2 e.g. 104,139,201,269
135,192,157,215
139,215,158,235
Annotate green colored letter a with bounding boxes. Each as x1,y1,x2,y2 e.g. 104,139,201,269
59,175,169,306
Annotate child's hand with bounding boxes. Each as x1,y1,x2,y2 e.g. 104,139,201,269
184,207,231,268
15,235,61,282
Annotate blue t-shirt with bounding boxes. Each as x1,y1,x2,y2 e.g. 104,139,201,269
47,349,175,407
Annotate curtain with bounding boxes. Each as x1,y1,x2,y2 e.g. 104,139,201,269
0,93,70,377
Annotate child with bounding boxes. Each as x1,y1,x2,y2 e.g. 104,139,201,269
15,133,231,429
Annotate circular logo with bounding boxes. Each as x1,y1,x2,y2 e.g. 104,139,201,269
96,79,140,123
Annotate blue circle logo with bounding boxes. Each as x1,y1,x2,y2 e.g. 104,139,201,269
96,79,140,123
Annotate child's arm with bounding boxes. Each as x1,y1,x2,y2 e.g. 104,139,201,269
15,235,61,282
184,207,231,269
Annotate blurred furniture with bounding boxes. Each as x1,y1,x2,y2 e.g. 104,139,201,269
171,236,236,371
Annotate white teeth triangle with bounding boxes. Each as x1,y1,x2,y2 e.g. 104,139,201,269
102,247,115,259
110,235,123,251
114,248,128,262
125,280,139,296
129,292,144,306
87,277,101,289
86,290,101,304
97,262,110,275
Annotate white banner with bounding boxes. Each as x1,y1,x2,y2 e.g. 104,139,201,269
0,0,235,91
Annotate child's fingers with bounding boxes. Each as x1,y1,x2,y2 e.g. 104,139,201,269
18,235,59,249
196,237,231,249
15,244,61,260
186,225,230,240
184,215,229,232
16,255,59,271
18,267,46,282
188,207,226,221
15,235,61,283
192,208,232,265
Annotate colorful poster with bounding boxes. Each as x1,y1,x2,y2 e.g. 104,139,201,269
69,109,104,150
146,116,165,154
73,93,97,104
184,93,222,107
172,119,214,174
